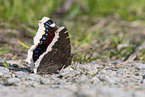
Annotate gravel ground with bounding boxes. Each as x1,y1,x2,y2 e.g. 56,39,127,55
0,60,145,97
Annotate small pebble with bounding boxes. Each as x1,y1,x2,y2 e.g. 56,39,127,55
7,78,21,84
40,78,50,85
0,67,9,77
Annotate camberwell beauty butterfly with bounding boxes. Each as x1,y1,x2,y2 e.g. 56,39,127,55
26,17,71,74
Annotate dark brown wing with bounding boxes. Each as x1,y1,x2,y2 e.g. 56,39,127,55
37,27,71,74
32,19,57,63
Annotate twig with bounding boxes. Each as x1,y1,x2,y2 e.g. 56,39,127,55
59,65,65,74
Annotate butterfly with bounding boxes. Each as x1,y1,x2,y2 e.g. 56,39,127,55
26,17,71,74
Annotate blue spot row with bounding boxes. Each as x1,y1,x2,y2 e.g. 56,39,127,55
45,22,49,25
45,22,52,25
42,36,46,40
34,50,39,53
46,29,49,32
34,54,38,57
39,41,43,45
45,33,48,36
33,45,44,62
37,47,41,50
39,34,48,45
45,25,49,28
34,58,38,61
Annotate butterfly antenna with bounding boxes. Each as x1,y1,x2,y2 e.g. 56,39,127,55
71,42,83,55
72,42,93,55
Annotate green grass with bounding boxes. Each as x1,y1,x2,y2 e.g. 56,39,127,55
87,0,145,20
3,61,9,69
0,0,145,63
0,0,145,26
0,45,10,57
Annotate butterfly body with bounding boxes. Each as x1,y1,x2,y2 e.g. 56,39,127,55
26,17,71,74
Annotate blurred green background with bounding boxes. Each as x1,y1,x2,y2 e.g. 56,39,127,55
0,0,145,63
